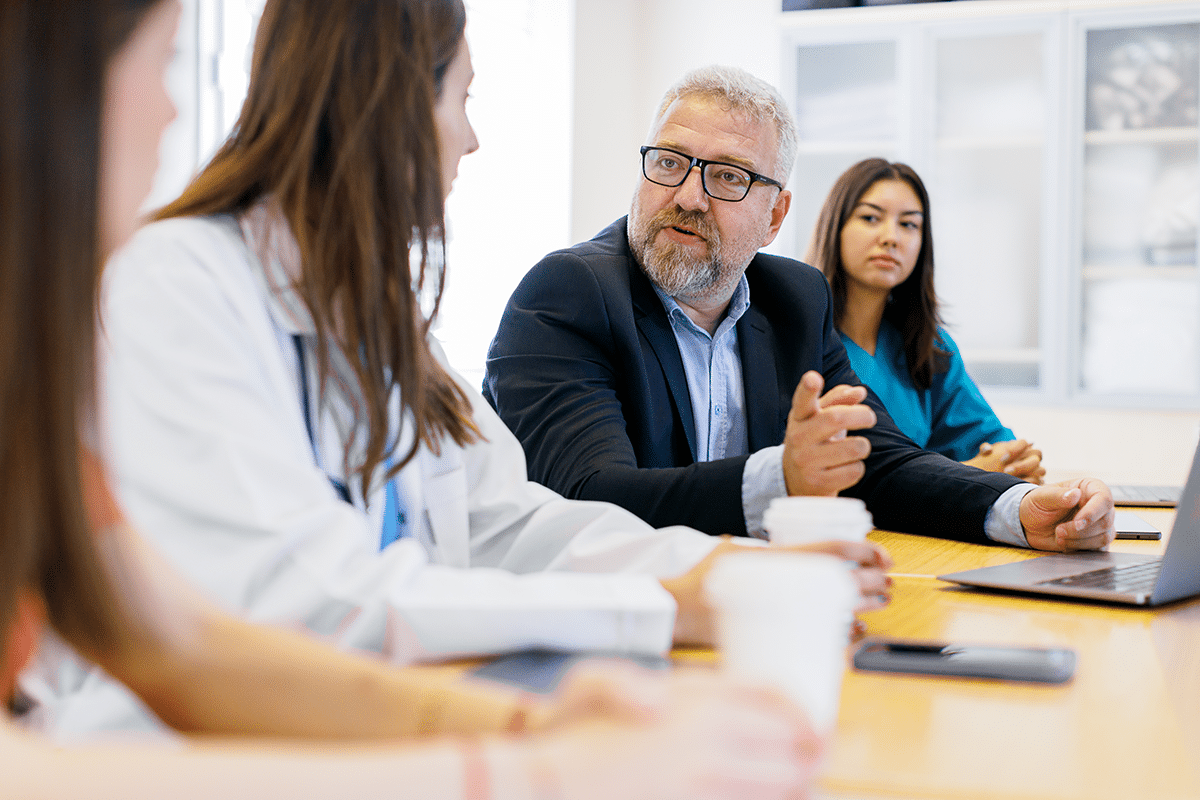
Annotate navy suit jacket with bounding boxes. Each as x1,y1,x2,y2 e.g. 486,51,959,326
484,218,1021,541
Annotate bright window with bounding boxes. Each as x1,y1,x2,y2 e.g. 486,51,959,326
150,0,573,385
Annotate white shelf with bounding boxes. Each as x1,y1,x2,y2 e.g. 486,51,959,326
794,140,895,155
937,135,1043,150
1082,265,1198,280
959,348,1042,364
1084,127,1198,146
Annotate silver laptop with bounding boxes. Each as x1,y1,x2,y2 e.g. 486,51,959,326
938,448,1200,606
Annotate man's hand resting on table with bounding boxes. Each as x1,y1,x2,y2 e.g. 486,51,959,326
782,371,877,497
1019,478,1116,551
661,538,893,647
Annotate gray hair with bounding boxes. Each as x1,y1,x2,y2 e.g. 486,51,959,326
653,65,798,186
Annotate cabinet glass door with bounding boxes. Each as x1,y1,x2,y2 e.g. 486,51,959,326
931,30,1047,389
1078,21,1200,397
790,40,899,258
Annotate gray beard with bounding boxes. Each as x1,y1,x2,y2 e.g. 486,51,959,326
640,239,723,297
629,212,732,300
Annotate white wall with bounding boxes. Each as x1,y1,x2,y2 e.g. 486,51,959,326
995,404,1200,485
432,0,575,384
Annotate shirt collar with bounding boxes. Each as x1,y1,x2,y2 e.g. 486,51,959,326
652,272,751,339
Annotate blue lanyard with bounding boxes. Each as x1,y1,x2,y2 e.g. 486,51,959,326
293,335,406,549
380,463,408,549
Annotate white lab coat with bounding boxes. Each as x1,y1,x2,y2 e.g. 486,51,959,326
25,215,721,738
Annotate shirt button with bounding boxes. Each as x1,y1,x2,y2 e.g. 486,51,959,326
715,405,723,415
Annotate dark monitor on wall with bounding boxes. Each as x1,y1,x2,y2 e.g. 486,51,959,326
783,0,971,9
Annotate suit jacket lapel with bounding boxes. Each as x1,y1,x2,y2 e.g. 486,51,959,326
738,304,782,451
630,268,698,462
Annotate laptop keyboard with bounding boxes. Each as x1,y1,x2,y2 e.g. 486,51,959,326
1036,560,1162,594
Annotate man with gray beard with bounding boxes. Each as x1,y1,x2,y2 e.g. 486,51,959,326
484,65,1114,553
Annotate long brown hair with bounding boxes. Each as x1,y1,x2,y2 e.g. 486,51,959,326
155,0,477,501
808,158,948,391
0,0,163,681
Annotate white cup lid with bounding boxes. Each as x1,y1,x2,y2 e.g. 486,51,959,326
763,496,873,534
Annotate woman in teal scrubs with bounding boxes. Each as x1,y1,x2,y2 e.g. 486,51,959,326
807,158,1044,483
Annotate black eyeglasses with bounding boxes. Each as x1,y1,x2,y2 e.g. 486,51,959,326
640,146,783,202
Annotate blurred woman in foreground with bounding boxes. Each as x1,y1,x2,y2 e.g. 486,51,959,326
0,1,819,797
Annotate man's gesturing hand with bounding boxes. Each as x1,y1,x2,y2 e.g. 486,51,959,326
782,371,877,497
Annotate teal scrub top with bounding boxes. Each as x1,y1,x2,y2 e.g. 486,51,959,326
841,321,1014,462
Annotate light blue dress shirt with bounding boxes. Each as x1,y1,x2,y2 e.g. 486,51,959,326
652,279,1033,545
652,278,786,539
652,278,750,462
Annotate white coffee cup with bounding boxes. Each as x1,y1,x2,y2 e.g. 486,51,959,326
764,496,873,546
703,551,858,732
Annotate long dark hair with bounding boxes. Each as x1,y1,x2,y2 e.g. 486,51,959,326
155,0,477,503
808,158,947,390
0,0,164,680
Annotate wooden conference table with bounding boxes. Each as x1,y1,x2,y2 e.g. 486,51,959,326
454,506,1199,798
779,507,1200,800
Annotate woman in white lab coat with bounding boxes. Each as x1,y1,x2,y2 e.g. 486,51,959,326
0,0,821,797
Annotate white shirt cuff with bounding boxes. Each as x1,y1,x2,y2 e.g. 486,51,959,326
741,445,787,539
984,483,1038,548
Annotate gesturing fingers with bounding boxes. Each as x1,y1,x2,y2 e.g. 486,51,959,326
818,383,868,409
789,371,825,424
794,405,877,444
784,376,877,497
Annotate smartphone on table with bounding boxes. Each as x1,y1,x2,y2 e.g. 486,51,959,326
852,638,1076,684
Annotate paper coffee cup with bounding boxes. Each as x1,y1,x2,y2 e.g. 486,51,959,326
704,551,858,732
764,496,873,546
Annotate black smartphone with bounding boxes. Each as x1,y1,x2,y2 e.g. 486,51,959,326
468,649,671,695
852,638,1075,684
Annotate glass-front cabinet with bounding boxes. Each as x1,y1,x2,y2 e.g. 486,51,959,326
788,38,901,254
780,1,1200,407
1075,13,1200,400
929,24,1054,391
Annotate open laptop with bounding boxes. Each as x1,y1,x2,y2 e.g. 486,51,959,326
938,445,1200,606
1109,484,1182,507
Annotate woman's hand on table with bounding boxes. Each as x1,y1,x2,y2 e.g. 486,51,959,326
521,659,667,733
965,440,1045,484
661,537,894,647
786,538,894,613
524,668,823,800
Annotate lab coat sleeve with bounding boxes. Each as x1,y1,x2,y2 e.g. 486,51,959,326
98,218,687,665
442,352,723,579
